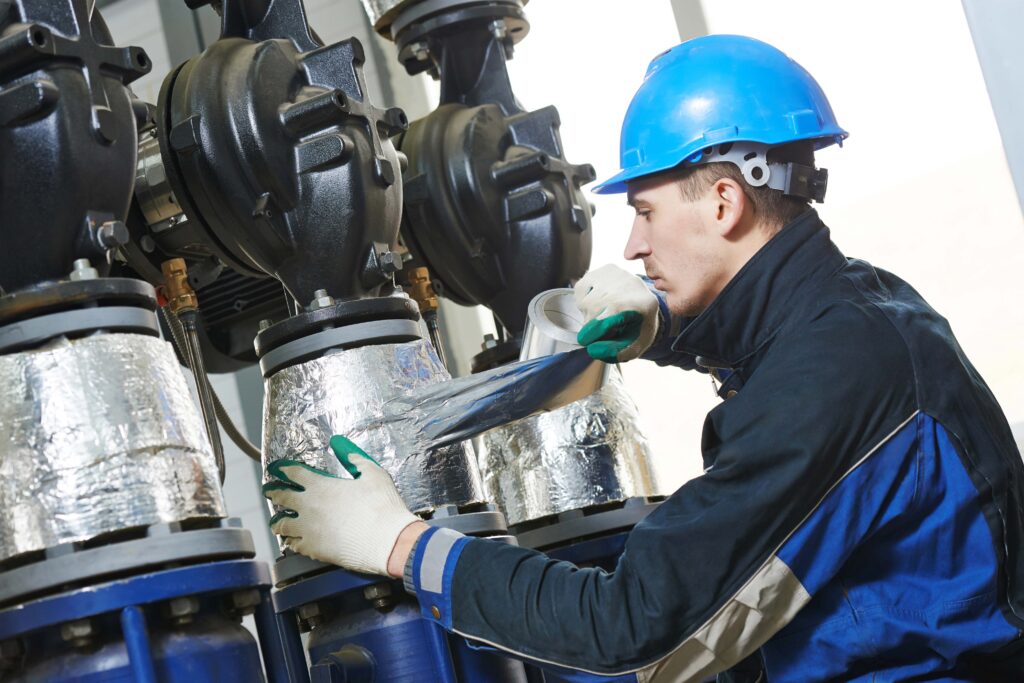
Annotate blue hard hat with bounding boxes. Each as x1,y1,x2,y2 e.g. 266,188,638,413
593,35,848,194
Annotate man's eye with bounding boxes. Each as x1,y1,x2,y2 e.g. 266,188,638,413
637,210,652,220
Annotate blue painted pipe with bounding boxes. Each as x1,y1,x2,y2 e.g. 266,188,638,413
256,589,310,683
424,622,459,683
120,606,158,683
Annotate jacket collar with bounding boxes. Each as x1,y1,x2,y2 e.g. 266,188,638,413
670,209,846,368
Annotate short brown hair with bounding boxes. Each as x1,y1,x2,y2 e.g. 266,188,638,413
671,141,815,233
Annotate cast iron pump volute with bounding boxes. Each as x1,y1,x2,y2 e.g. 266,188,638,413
157,0,408,305
0,0,150,294
393,0,595,336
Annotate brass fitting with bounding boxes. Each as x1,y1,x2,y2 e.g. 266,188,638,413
161,258,198,314
405,266,439,315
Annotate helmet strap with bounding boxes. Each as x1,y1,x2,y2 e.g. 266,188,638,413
685,141,829,203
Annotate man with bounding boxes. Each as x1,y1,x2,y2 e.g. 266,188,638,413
264,35,1024,681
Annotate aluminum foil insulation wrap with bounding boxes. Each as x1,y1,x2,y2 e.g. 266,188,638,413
0,333,225,563
262,339,485,514
477,368,658,526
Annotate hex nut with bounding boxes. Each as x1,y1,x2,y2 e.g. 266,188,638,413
165,596,200,624
379,251,402,274
69,258,98,281
297,602,321,619
309,289,335,311
97,220,129,248
60,619,95,647
362,583,392,601
297,602,323,632
229,589,261,617
409,41,429,61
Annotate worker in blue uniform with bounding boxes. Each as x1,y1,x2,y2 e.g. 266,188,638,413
264,35,1024,681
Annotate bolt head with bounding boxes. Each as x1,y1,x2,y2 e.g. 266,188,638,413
297,602,321,619
259,318,273,331
69,258,98,281
165,596,200,624
309,289,336,310
229,589,261,617
60,619,94,642
362,583,392,601
410,41,429,61
490,19,508,40
379,251,402,274
97,220,129,248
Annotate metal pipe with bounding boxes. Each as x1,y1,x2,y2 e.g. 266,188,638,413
161,307,262,463
176,309,226,484
404,266,448,370
120,606,158,683
254,591,311,683
423,310,449,369
161,257,228,482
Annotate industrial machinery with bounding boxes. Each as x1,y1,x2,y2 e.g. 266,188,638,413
0,0,660,680
0,2,289,681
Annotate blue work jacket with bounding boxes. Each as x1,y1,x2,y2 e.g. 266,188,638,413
404,210,1024,681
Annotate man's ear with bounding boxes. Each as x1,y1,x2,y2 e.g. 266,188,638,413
710,177,749,238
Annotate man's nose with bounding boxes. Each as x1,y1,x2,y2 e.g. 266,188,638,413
623,219,650,261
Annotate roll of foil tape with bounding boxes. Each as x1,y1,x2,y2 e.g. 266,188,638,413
476,368,659,526
0,333,225,563
262,339,486,515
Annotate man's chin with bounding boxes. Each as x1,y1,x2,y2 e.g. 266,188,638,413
667,294,707,318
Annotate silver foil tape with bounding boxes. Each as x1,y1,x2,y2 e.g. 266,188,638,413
0,334,225,563
476,368,658,526
262,339,485,514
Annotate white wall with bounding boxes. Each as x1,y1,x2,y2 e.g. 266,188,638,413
502,0,1024,492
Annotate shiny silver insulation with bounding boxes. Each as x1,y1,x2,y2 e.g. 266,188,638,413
477,368,658,526
262,339,485,514
0,334,225,563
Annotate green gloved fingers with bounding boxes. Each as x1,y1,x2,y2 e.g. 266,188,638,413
329,435,381,479
268,508,298,530
265,458,335,488
577,310,644,361
261,480,304,495
584,338,636,363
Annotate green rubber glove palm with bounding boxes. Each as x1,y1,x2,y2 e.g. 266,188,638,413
262,435,418,576
573,264,660,363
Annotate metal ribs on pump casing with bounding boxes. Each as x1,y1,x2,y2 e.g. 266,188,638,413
0,1,150,295
156,0,407,304
394,1,595,335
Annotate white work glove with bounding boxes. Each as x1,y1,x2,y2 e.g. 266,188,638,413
263,435,418,576
573,264,660,363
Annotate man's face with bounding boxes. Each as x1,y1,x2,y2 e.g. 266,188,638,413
624,174,730,317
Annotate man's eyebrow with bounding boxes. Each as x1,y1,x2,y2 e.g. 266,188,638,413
627,197,650,208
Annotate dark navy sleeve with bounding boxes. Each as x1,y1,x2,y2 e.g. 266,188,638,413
406,302,919,677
